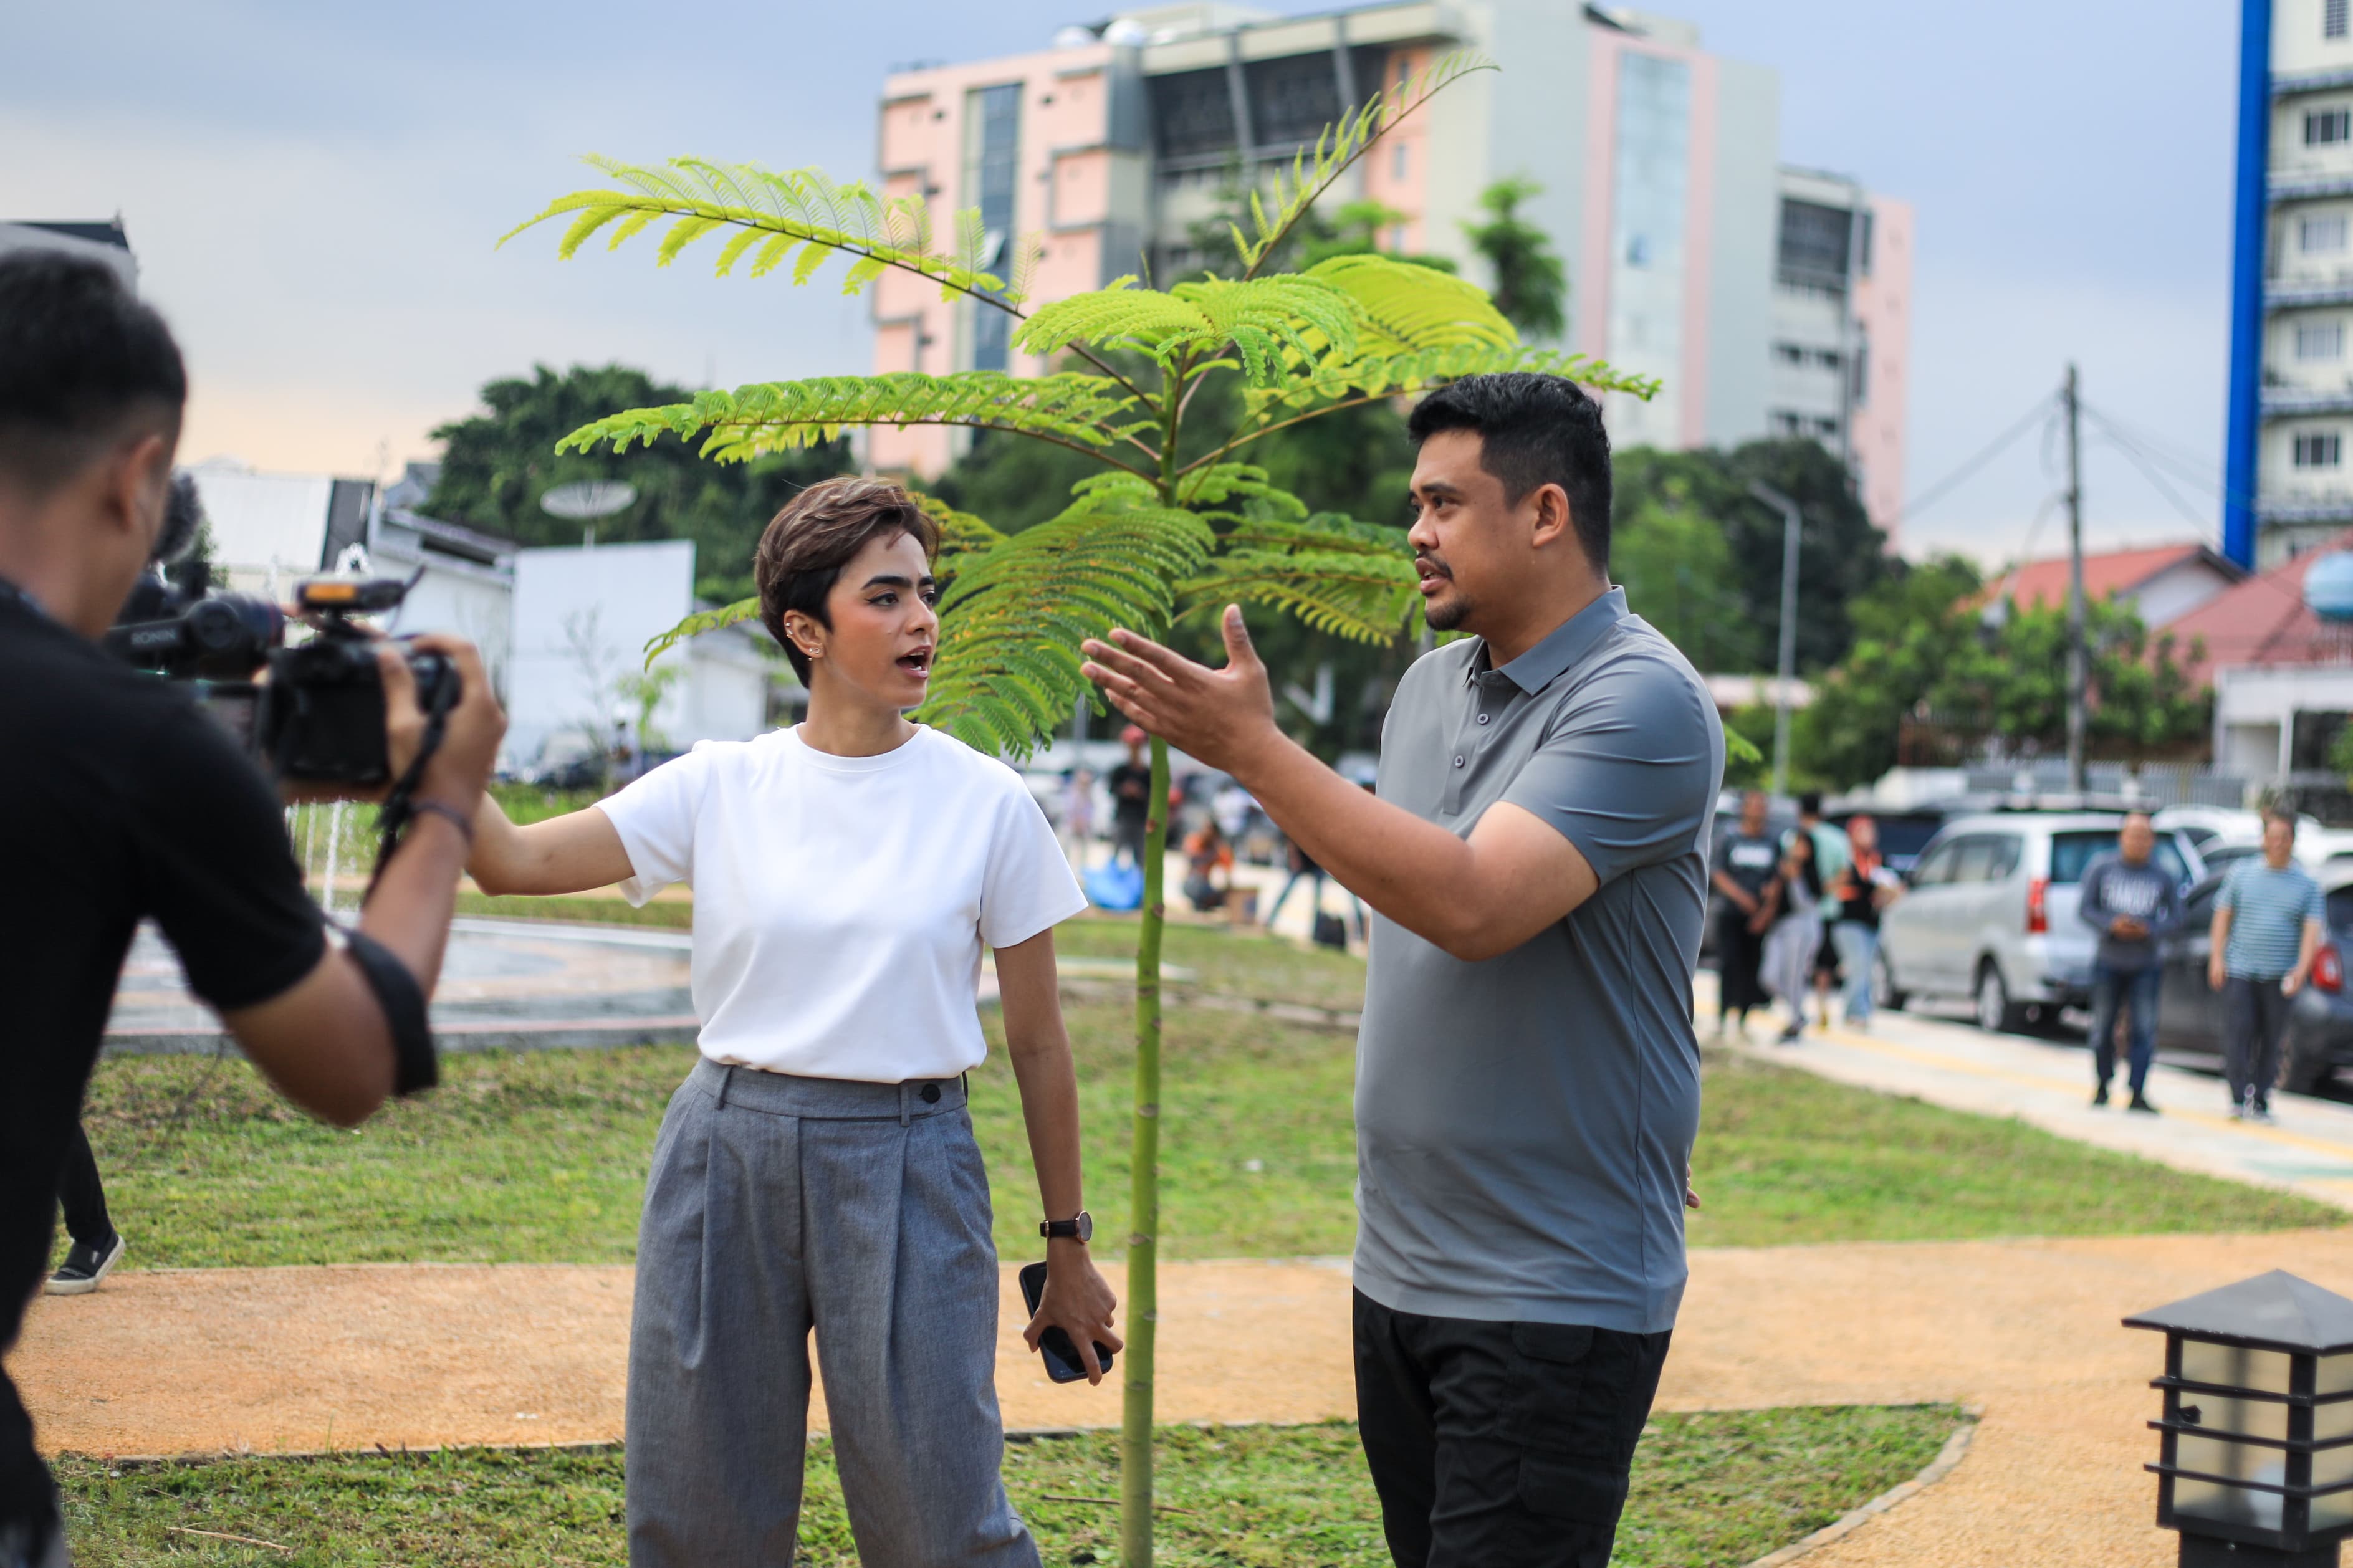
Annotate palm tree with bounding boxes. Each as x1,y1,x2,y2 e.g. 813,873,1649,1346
502,57,1656,1562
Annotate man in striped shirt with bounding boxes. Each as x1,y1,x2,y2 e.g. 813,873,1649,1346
2207,808,2326,1124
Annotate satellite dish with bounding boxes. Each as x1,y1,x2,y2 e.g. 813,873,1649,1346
540,480,636,520
2307,551,2353,623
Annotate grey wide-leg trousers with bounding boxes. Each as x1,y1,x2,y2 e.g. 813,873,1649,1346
626,1058,1038,1568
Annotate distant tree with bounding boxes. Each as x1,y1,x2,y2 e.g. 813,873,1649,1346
1461,177,1566,341
424,363,848,603
1610,499,1751,673
1613,439,1892,675
1795,557,2210,789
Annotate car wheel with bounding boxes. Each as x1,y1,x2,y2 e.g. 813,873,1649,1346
2282,1033,2338,1097
1975,962,2023,1035
1875,949,1908,1012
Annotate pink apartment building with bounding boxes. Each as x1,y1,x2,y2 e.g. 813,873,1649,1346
870,2,1911,535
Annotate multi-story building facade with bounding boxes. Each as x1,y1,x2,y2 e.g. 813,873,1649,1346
2228,0,2353,566
1768,168,1912,529
871,2,1910,532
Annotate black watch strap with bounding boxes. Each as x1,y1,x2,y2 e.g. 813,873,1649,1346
1040,1210,1093,1243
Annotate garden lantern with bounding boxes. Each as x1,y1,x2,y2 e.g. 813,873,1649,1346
2125,1271,2353,1566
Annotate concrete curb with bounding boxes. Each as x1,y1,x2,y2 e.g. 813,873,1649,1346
1737,1405,1982,1568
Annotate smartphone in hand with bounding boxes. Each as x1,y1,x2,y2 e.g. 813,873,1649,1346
1018,1260,1117,1384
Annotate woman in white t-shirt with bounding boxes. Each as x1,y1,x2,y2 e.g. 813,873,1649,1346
464,479,1119,1568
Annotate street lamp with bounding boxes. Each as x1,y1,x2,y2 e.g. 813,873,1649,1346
2125,1270,2353,1566
1747,480,1801,798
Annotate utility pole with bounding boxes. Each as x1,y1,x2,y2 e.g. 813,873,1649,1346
1750,480,1803,798
2064,363,2088,795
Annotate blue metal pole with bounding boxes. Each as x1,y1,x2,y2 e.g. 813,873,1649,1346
2223,0,2273,570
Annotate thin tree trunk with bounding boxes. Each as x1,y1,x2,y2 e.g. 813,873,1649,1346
1120,733,1171,1567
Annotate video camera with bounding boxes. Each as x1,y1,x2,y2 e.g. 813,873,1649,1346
105,574,459,787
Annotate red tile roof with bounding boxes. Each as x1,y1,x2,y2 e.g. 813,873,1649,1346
2166,529,2353,676
1990,543,2227,614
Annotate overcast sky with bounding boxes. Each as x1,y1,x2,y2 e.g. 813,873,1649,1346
4,0,2238,567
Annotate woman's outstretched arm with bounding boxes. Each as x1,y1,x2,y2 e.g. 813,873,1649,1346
995,927,1124,1384
469,794,636,897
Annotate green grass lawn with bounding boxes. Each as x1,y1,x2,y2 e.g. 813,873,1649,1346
446,901,1374,1012
72,1002,2339,1274
54,1405,1964,1567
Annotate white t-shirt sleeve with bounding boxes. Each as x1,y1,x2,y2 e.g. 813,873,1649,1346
596,745,715,907
979,774,1089,949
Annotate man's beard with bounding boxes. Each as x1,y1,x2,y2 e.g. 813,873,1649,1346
1422,589,1469,633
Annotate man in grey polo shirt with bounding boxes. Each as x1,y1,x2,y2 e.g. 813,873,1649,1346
1081,372,1722,1567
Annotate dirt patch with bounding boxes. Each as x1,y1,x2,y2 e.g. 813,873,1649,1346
14,1232,2352,1567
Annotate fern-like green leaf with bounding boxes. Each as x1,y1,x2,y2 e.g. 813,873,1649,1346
1240,343,1664,425
916,497,1214,759
1232,52,1498,277
643,596,760,667
1015,275,1361,386
1178,550,1420,644
1305,254,1516,353
502,155,1028,309
557,372,1146,462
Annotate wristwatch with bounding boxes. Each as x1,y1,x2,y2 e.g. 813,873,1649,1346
1040,1210,1094,1244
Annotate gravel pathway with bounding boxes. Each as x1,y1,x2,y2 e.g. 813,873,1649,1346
16,1230,2352,1565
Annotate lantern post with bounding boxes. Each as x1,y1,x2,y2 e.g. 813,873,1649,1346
2125,1271,2353,1566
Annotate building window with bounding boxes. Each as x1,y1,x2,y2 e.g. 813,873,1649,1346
2299,321,2347,360
1775,342,1804,365
2331,0,2350,39
2307,107,2352,145
963,82,1021,372
1392,143,1408,180
2304,213,2351,252
2295,431,2344,467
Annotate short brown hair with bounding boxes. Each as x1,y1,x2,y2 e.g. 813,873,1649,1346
753,476,938,684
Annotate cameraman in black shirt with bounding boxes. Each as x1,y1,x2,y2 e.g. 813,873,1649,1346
0,254,506,1566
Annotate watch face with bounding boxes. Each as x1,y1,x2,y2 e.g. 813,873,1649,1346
1075,1210,1094,1243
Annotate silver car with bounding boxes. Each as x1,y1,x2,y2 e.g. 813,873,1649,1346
1877,812,2205,1033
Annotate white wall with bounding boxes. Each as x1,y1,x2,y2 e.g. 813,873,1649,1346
371,543,515,704
2213,662,2353,776
2134,560,2236,629
185,459,336,591
510,541,697,766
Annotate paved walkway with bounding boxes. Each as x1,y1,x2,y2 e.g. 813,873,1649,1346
1695,970,2353,1212
16,1231,2352,1566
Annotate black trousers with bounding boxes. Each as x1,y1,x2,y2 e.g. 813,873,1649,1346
1715,913,1770,1015
2223,975,2291,1110
56,1121,112,1250
1353,1289,1672,1568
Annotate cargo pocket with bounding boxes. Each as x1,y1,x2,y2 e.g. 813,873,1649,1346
1510,1322,1653,1463
1515,1447,1631,1524
1507,1322,1594,1450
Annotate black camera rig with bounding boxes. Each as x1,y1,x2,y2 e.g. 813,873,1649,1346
105,572,459,787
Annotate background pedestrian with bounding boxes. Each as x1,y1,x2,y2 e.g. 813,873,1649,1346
2077,810,2181,1112
2207,807,2324,1124
1710,790,1778,1033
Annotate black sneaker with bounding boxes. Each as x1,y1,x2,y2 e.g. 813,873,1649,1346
2092,1083,2111,1107
2128,1093,2159,1116
46,1232,124,1296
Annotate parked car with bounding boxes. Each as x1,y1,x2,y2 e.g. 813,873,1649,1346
1876,812,2205,1033
2149,861,2353,1096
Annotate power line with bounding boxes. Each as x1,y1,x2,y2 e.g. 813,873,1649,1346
1890,393,2060,528
2084,421,2212,532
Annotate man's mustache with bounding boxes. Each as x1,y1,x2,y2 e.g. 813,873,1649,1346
1414,555,1452,579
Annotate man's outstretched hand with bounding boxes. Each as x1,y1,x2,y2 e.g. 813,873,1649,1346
1081,606,1282,776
